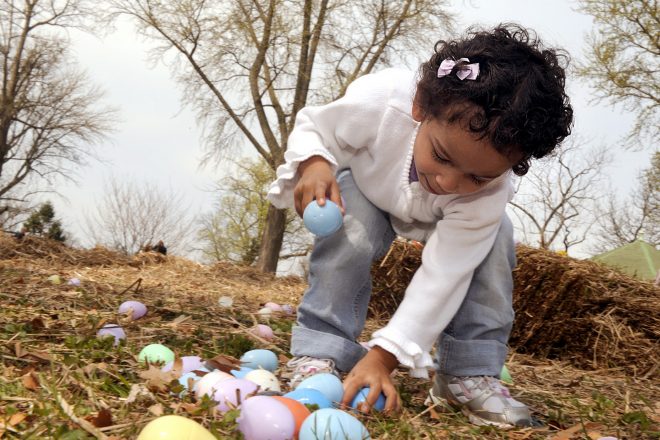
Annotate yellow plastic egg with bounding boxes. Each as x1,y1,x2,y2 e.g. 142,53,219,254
137,415,216,440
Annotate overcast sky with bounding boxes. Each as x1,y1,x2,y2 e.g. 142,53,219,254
51,0,652,258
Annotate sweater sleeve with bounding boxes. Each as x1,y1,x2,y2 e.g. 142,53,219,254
267,71,397,209
369,177,513,378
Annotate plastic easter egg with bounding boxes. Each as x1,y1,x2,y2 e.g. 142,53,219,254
218,296,233,307
67,278,81,286
350,387,386,412
272,396,311,439
303,200,343,237
283,388,333,410
240,349,278,371
162,356,205,374
231,367,255,379
47,274,62,285
500,364,513,384
245,369,281,392
250,324,274,340
138,343,175,365
118,300,147,320
177,371,203,396
257,307,273,319
137,415,216,440
281,304,295,315
193,370,234,398
264,302,283,312
296,373,344,404
212,378,258,412
299,408,370,440
96,324,126,346
237,395,296,440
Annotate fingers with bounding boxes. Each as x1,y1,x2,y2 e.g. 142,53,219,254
341,374,362,409
314,181,329,206
381,380,400,414
328,181,345,215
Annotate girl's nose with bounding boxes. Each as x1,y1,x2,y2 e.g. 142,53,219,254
435,172,460,193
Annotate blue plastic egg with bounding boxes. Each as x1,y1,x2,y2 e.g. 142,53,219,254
350,387,386,412
230,366,254,379
240,349,278,371
303,200,343,237
283,388,333,410
298,408,370,440
295,373,344,404
177,371,203,396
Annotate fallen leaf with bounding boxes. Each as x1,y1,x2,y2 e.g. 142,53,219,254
85,408,113,428
139,365,178,392
14,342,25,358
82,362,109,376
205,354,241,373
278,354,290,364
148,403,164,417
125,384,155,404
550,422,604,440
22,372,39,391
8,413,27,426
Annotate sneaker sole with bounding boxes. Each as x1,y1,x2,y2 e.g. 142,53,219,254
426,389,514,429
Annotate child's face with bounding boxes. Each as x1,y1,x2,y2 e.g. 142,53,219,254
412,108,520,196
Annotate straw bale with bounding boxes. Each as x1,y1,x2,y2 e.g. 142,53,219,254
369,240,660,378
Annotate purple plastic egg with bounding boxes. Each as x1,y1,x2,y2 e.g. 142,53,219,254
212,378,258,412
281,304,295,315
251,324,274,341
67,278,81,286
162,356,204,374
96,324,126,346
118,300,147,320
237,396,295,440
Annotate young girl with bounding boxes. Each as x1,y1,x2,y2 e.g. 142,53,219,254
268,24,572,427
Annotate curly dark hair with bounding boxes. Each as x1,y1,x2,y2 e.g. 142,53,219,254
416,24,573,175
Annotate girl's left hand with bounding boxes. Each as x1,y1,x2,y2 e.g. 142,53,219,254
340,346,400,414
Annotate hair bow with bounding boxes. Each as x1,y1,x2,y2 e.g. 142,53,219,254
437,58,480,80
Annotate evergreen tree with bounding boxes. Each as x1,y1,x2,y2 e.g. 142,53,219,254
23,202,67,242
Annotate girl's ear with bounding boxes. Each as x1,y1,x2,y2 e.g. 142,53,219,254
412,90,424,122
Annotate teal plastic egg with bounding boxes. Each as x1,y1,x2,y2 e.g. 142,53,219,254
138,343,175,365
283,388,333,409
240,349,278,371
296,373,344,404
298,408,370,440
350,387,386,412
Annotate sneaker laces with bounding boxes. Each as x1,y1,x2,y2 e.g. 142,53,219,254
285,356,338,387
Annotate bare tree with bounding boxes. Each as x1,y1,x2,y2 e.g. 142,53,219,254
592,151,659,251
83,178,196,256
0,0,116,216
197,157,310,265
577,0,659,147
509,141,610,252
108,0,454,272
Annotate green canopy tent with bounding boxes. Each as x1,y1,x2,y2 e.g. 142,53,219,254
591,240,660,281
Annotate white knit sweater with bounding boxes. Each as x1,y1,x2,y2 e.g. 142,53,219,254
267,68,514,378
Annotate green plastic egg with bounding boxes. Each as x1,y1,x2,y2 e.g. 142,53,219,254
138,343,175,365
500,364,513,384
137,415,216,440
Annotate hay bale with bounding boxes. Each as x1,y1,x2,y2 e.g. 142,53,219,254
370,241,660,378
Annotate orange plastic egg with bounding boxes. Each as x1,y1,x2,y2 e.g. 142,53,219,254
272,396,311,439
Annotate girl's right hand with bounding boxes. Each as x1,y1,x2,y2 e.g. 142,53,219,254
294,156,344,217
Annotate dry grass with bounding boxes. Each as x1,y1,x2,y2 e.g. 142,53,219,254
1,234,658,439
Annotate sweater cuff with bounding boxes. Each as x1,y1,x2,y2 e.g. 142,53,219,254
267,150,338,209
369,327,434,379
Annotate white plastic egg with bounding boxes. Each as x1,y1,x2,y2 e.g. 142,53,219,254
244,369,281,393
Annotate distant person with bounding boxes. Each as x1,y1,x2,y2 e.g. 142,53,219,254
152,240,167,255
268,24,572,426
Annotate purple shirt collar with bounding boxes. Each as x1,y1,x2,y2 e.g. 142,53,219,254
409,157,419,182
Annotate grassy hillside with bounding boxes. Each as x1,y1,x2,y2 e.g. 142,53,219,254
1,235,658,439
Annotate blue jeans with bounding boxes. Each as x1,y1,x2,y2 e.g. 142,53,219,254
292,170,515,377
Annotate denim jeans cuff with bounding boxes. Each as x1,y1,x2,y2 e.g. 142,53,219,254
437,335,509,377
291,326,367,372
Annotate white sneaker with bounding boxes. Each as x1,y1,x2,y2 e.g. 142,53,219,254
284,356,339,388
426,374,539,428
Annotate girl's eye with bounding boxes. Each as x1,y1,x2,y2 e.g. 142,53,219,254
431,149,449,163
470,176,489,186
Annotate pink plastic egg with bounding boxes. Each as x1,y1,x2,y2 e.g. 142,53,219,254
250,324,274,340
212,378,258,412
118,300,147,320
264,302,283,312
237,396,295,440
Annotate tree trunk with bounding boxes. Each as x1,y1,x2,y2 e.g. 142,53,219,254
256,203,287,273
